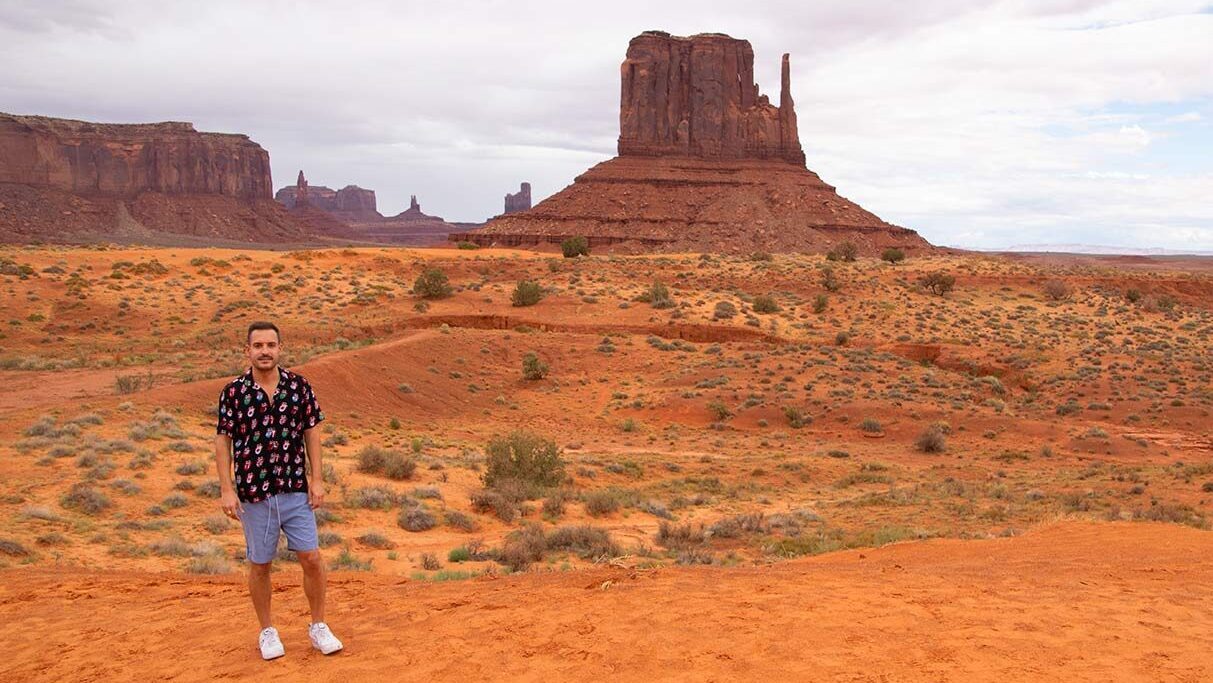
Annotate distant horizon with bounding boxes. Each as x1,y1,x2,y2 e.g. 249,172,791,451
1,1,1210,250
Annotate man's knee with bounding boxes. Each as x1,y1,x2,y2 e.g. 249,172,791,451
297,549,324,573
248,561,273,577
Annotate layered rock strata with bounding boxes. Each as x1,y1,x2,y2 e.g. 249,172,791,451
0,112,319,241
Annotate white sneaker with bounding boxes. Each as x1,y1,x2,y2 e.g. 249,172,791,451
308,622,343,655
259,626,285,660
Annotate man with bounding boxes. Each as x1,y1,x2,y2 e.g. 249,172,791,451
214,321,343,660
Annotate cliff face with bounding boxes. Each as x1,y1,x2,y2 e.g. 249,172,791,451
0,113,273,199
618,32,805,165
0,112,330,243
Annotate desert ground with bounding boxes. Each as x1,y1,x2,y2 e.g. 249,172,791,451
1,244,1211,680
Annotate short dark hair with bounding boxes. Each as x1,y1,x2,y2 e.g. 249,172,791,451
246,321,281,343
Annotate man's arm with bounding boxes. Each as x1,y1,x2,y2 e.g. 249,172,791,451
214,433,242,519
304,427,325,510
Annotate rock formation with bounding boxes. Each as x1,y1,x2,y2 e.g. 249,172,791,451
453,31,931,254
275,171,379,220
618,32,804,165
504,182,532,214
0,112,326,242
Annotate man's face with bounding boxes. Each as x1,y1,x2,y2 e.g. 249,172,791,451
246,329,281,372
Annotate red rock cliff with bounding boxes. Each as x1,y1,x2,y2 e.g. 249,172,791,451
0,113,273,199
618,31,805,165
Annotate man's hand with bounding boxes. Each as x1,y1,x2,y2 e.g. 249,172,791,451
309,484,325,510
220,489,243,520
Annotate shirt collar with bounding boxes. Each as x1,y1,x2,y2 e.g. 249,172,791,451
242,366,288,389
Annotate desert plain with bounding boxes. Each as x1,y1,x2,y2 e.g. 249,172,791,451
0,243,1211,680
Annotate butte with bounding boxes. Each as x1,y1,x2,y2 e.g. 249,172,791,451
452,31,932,254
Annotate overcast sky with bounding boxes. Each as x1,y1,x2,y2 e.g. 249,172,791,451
2,0,1211,250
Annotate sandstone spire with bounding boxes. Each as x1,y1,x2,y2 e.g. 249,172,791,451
295,170,309,206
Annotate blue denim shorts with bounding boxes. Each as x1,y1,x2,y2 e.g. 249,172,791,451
240,492,319,564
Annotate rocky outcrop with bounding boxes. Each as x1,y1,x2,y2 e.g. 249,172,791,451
0,112,327,242
276,170,379,219
504,182,532,214
618,31,805,165
456,32,931,254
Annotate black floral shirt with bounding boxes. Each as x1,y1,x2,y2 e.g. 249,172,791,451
216,367,324,503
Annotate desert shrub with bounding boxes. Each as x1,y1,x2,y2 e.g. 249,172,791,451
542,491,568,518
782,406,811,429
812,294,828,313
398,506,437,532
709,513,767,538
919,273,955,296
582,489,623,516
881,248,905,264
820,267,841,292
1042,279,1072,301
511,280,544,307
162,493,188,509
176,461,207,476
346,486,400,510
751,294,780,314
707,400,732,421
643,281,674,309
419,552,441,570
330,548,373,571
448,546,471,562
1125,288,1142,303
61,483,111,515
712,301,737,320
858,418,883,433
656,521,708,550
561,236,589,258
413,268,452,299
186,555,233,574
149,536,191,557
357,531,394,549
826,241,858,262
444,510,478,532
455,241,479,250
521,352,549,380
915,425,948,453
0,539,30,557
357,445,416,480
318,531,343,548
470,489,517,522
546,526,620,560
483,431,565,488
835,331,850,346
202,514,231,534
498,524,548,571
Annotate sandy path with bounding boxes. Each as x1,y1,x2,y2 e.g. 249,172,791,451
4,521,1213,682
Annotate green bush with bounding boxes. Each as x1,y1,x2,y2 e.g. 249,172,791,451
881,248,905,264
413,268,452,299
511,280,544,307
820,267,841,292
919,272,955,296
812,294,828,313
642,281,673,309
826,241,858,262
521,352,549,380
483,431,566,488
561,236,589,258
357,446,416,480
751,294,780,313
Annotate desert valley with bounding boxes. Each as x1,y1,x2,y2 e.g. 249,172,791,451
1,17,1211,683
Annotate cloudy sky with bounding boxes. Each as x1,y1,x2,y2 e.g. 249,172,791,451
2,0,1211,250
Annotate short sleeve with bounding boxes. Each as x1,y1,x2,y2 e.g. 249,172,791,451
216,385,236,437
302,381,324,430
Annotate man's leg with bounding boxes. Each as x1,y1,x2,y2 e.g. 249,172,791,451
248,561,274,628
297,549,326,623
